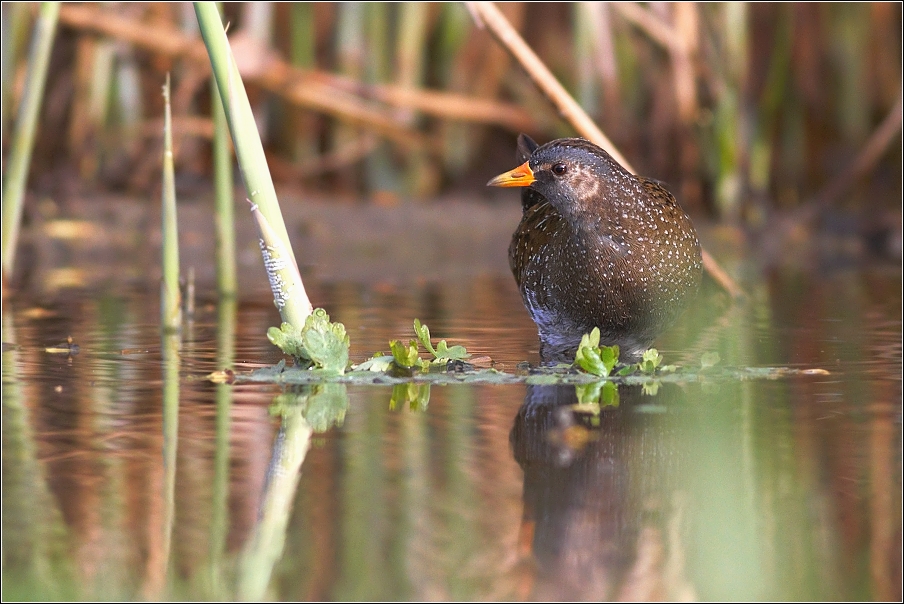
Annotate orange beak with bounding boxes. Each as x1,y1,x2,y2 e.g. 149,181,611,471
487,161,535,188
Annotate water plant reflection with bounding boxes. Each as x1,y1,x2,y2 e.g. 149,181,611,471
239,384,348,600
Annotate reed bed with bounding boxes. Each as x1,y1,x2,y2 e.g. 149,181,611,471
1,2,900,221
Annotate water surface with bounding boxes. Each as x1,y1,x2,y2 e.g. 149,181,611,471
2,203,901,601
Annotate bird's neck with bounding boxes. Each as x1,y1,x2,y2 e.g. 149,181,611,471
560,191,638,241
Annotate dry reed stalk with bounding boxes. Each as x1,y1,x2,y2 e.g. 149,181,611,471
327,76,537,136
467,1,631,170
812,92,903,208
286,134,380,180
57,4,534,145
583,3,623,135
613,3,702,206
56,4,415,152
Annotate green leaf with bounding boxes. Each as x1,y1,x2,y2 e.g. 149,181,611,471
574,328,619,377
641,348,661,364
414,318,470,362
576,381,605,405
352,354,394,372
581,327,601,350
302,383,349,431
575,347,603,375
267,322,306,360
300,308,350,373
641,381,661,396
637,348,663,374
390,339,421,368
599,345,619,375
413,319,437,357
267,309,351,373
433,339,470,361
271,384,348,432
600,381,619,407
574,381,619,406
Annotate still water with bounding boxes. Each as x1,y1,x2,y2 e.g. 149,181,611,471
2,205,901,601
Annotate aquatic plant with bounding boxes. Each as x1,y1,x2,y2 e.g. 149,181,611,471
573,328,619,378
413,318,470,363
387,319,472,371
389,339,424,370
267,308,350,374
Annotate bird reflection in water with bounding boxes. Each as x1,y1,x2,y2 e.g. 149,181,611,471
509,383,693,600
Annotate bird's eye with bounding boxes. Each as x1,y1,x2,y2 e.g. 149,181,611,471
552,163,568,176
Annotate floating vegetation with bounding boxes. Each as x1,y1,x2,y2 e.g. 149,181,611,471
573,328,619,377
378,318,474,372
267,308,350,374
217,314,832,416
413,318,470,362
226,320,830,389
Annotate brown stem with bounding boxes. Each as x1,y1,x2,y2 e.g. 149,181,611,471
56,4,536,142
701,249,745,301
812,92,903,207
466,1,633,171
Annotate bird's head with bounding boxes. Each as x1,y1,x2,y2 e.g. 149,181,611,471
488,137,633,224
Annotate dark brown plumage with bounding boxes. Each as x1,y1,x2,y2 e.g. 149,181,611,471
488,135,702,362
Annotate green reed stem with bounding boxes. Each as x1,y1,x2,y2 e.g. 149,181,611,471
161,74,182,331
212,79,236,298
195,2,312,328
1,2,59,278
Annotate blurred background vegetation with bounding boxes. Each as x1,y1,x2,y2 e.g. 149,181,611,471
2,2,901,227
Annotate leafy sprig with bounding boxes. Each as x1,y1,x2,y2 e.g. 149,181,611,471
389,339,427,370
574,328,619,377
413,319,470,362
267,308,350,373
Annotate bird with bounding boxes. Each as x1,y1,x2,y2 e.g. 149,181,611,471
488,135,702,363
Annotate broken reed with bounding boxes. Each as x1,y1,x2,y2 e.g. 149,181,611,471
161,74,182,330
